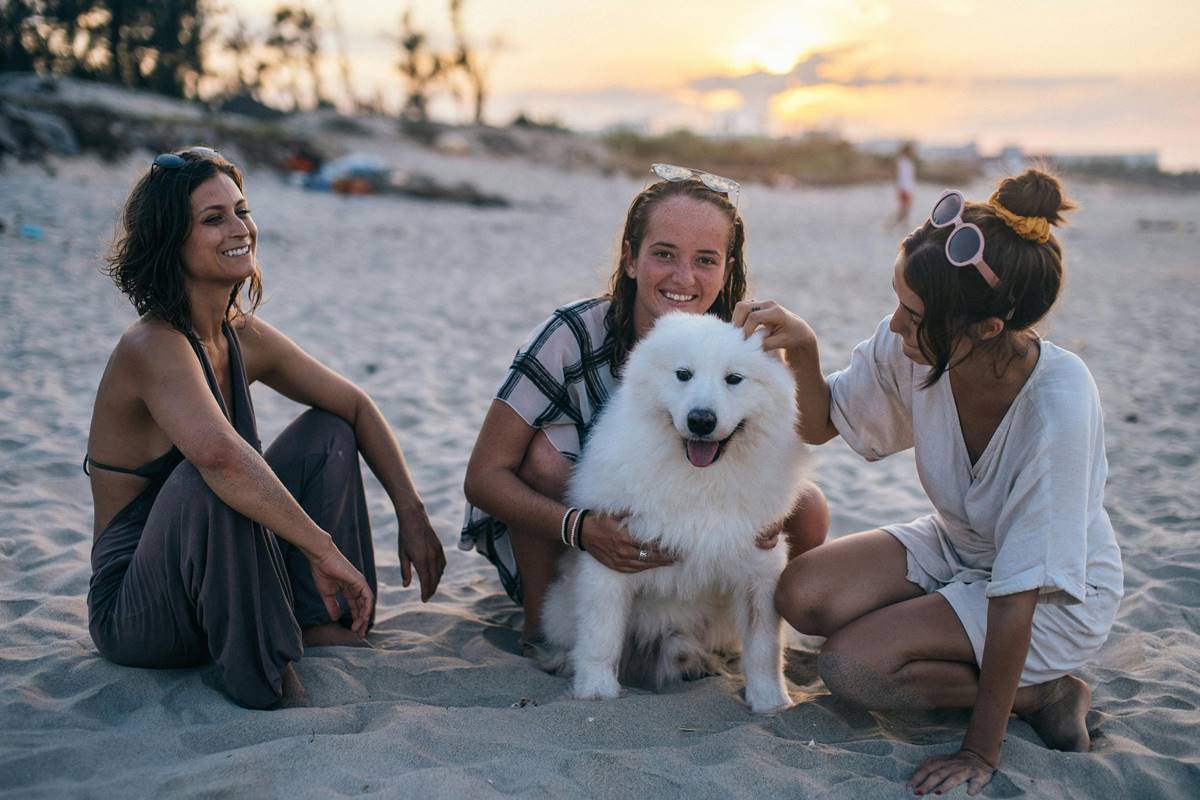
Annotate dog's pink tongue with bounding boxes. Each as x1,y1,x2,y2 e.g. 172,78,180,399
686,439,720,468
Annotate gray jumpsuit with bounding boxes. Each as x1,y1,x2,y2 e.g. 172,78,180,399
86,322,375,708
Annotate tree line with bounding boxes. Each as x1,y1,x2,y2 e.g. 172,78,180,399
0,0,497,122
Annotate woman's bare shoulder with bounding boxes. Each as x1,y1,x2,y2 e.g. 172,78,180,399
230,313,288,346
108,318,194,377
118,316,183,347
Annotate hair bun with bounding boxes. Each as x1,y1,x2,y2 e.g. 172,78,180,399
993,168,1075,226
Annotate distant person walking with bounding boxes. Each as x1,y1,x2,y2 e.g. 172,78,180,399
891,142,917,228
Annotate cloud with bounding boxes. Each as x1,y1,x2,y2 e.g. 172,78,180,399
968,74,1119,88
687,47,1117,97
494,63,1194,166
688,48,920,98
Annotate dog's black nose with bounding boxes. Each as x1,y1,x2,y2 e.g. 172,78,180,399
687,409,717,436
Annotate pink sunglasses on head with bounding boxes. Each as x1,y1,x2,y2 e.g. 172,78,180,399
928,190,1001,289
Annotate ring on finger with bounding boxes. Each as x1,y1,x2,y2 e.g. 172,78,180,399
637,548,649,562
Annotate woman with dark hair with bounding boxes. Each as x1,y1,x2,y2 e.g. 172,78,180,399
86,147,445,709
462,166,829,643
751,170,1122,795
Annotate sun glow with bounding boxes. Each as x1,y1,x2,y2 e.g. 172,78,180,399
698,89,744,112
719,11,839,75
769,84,846,129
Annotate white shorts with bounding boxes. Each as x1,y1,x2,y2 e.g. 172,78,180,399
884,520,1121,687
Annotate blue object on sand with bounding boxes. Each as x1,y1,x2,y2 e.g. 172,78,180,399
21,224,44,240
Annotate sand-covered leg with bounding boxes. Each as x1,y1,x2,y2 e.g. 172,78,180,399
735,569,791,714
571,557,632,700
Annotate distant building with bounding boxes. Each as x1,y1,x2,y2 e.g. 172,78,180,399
1048,151,1159,170
981,146,1029,177
917,142,979,162
859,138,907,156
857,138,1160,174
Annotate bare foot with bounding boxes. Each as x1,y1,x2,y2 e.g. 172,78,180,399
1018,674,1092,752
277,663,309,709
303,622,374,648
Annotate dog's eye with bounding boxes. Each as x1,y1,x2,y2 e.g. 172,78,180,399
725,373,744,385
675,368,692,382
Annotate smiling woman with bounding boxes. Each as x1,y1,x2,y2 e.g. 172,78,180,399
85,147,446,709
460,168,829,643
104,153,263,335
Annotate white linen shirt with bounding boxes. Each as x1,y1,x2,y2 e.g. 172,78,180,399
827,316,1124,606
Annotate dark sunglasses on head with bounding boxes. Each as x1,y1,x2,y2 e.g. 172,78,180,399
152,146,223,171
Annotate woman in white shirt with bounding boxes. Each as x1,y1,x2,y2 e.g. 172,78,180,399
741,169,1122,796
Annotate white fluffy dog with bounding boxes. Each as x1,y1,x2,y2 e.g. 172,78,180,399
540,312,808,713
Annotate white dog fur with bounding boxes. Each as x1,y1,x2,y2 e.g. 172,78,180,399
539,312,808,713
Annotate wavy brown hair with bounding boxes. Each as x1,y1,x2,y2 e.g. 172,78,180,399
605,178,748,370
104,148,262,334
901,168,1075,387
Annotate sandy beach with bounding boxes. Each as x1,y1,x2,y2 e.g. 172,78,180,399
1,144,1197,798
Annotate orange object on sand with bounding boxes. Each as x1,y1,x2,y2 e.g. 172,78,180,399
331,177,375,195
285,154,317,173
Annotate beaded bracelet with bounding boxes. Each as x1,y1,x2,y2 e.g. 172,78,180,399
560,507,579,547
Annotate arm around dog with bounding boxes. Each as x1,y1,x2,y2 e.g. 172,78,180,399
463,401,674,572
732,300,838,445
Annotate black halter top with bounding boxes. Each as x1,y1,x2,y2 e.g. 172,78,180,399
85,322,260,480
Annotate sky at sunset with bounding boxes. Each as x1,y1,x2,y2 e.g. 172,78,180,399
232,0,1200,169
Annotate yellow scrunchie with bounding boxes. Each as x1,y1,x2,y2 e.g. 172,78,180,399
988,192,1051,244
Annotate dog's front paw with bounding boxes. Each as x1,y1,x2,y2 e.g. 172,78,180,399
573,668,621,700
746,683,792,715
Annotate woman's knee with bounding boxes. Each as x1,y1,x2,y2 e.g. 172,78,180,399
267,408,359,480
785,480,829,555
516,431,571,500
295,408,356,450
774,553,840,637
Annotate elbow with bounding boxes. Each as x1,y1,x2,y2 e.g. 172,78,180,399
187,432,247,476
803,427,838,446
349,387,372,428
798,417,838,446
464,460,508,513
463,465,484,509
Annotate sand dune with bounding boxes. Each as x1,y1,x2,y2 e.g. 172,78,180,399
1,147,1197,798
